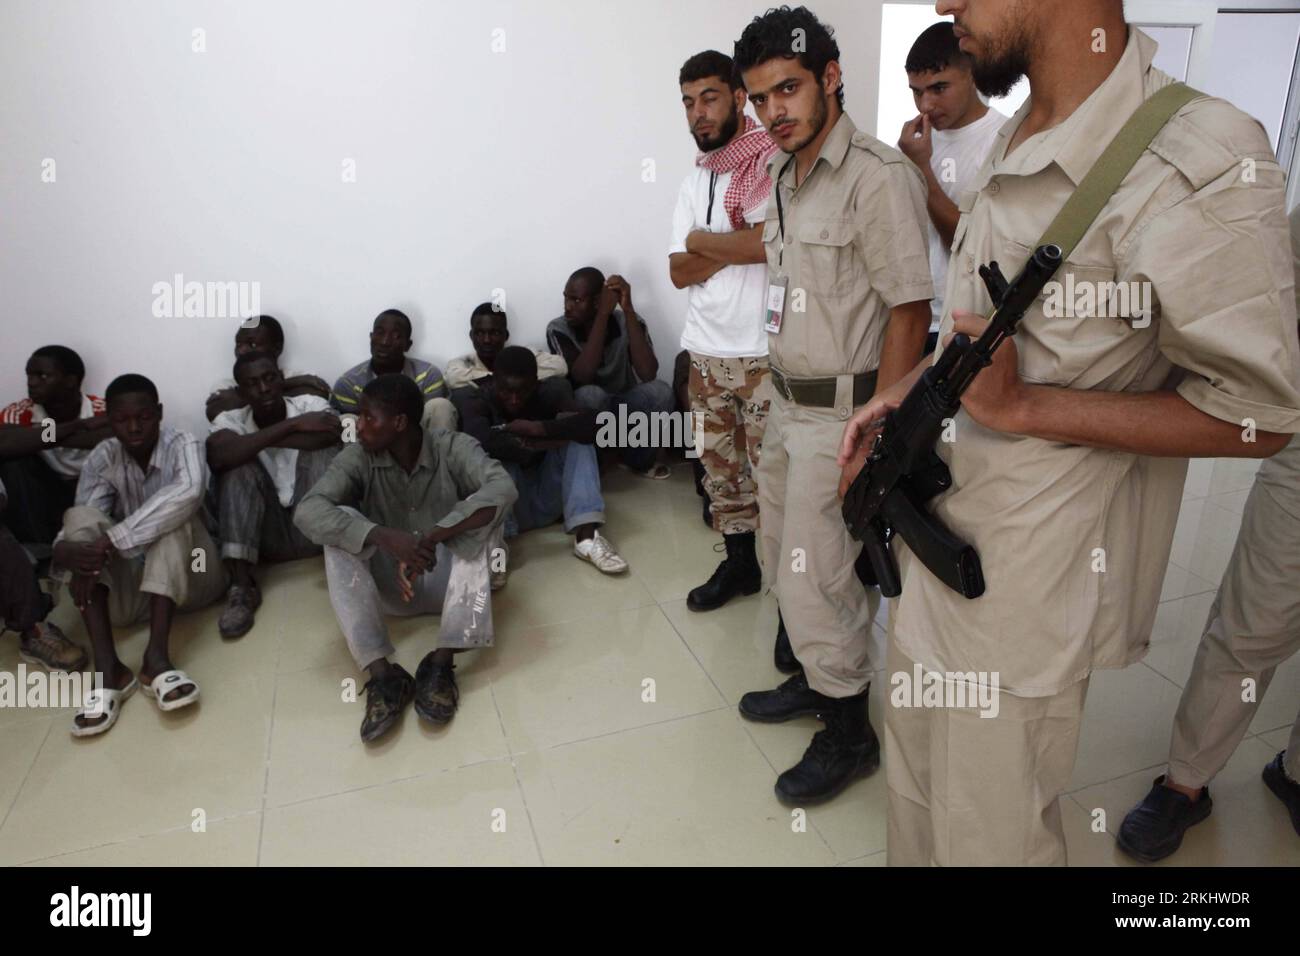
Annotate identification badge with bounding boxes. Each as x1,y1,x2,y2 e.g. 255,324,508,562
765,276,789,334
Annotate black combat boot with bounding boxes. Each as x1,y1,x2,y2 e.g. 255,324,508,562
773,611,800,673
738,669,827,722
775,686,880,805
687,531,761,611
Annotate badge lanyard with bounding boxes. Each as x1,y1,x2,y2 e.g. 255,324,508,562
706,171,717,227
773,157,795,269
764,158,796,336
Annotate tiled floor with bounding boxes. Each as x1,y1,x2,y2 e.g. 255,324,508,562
2,457,1296,866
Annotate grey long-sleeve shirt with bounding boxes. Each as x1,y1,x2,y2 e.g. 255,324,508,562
293,429,517,561
71,426,208,558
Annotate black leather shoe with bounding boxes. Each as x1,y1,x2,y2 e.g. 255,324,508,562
414,654,459,724
1117,775,1213,862
687,532,761,612
773,611,799,674
775,687,879,805
1262,751,1300,836
359,664,414,743
739,670,827,723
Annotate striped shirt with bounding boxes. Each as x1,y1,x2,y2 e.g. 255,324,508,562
72,426,209,557
330,357,447,413
0,393,106,478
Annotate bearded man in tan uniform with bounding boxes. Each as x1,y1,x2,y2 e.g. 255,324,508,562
839,0,1300,865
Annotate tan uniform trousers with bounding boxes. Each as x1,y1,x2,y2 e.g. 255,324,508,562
59,506,228,625
885,638,1090,866
756,390,879,698
1168,435,1300,788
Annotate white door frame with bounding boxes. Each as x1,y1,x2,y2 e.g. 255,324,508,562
1123,1,1217,86
1287,70,1300,210
1129,3,1300,206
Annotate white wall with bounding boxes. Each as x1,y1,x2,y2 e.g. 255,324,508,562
0,0,883,435
13,0,1293,436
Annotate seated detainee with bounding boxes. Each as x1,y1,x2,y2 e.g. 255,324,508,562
294,374,516,743
453,346,629,582
207,351,343,639
0,477,87,672
205,315,331,422
546,268,676,477
445,302,572,405
51,374,228,737
330,308,456,431
0,346,112,552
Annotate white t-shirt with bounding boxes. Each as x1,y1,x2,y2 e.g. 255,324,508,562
926,108,1006,331
669,166,770,358
210,394,333,507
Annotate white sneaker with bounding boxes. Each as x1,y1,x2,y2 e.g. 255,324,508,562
574,530,629,574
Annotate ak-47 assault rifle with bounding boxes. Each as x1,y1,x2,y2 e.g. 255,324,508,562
841,243,1063,599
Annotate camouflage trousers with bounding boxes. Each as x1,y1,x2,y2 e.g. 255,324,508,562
688,352,771,535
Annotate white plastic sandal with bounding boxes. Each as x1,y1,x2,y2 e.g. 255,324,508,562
141,669,200,712
71,678,138,738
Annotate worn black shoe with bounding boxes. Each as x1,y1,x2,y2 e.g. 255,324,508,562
739,670,827,723
359,664,414,743
687,532,761,612
1262,751,1300,836
414,654,459,724
1116,775,1213,862
775,688,879,805
774,611,799,674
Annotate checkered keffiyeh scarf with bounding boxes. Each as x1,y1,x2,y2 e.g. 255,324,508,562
696,115,780,231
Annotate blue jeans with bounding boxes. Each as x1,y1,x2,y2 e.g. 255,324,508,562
504,443,605,537
574,379,676,472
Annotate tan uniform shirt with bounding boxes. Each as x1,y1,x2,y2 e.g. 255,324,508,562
761,113,933,378
895,28,1300,696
